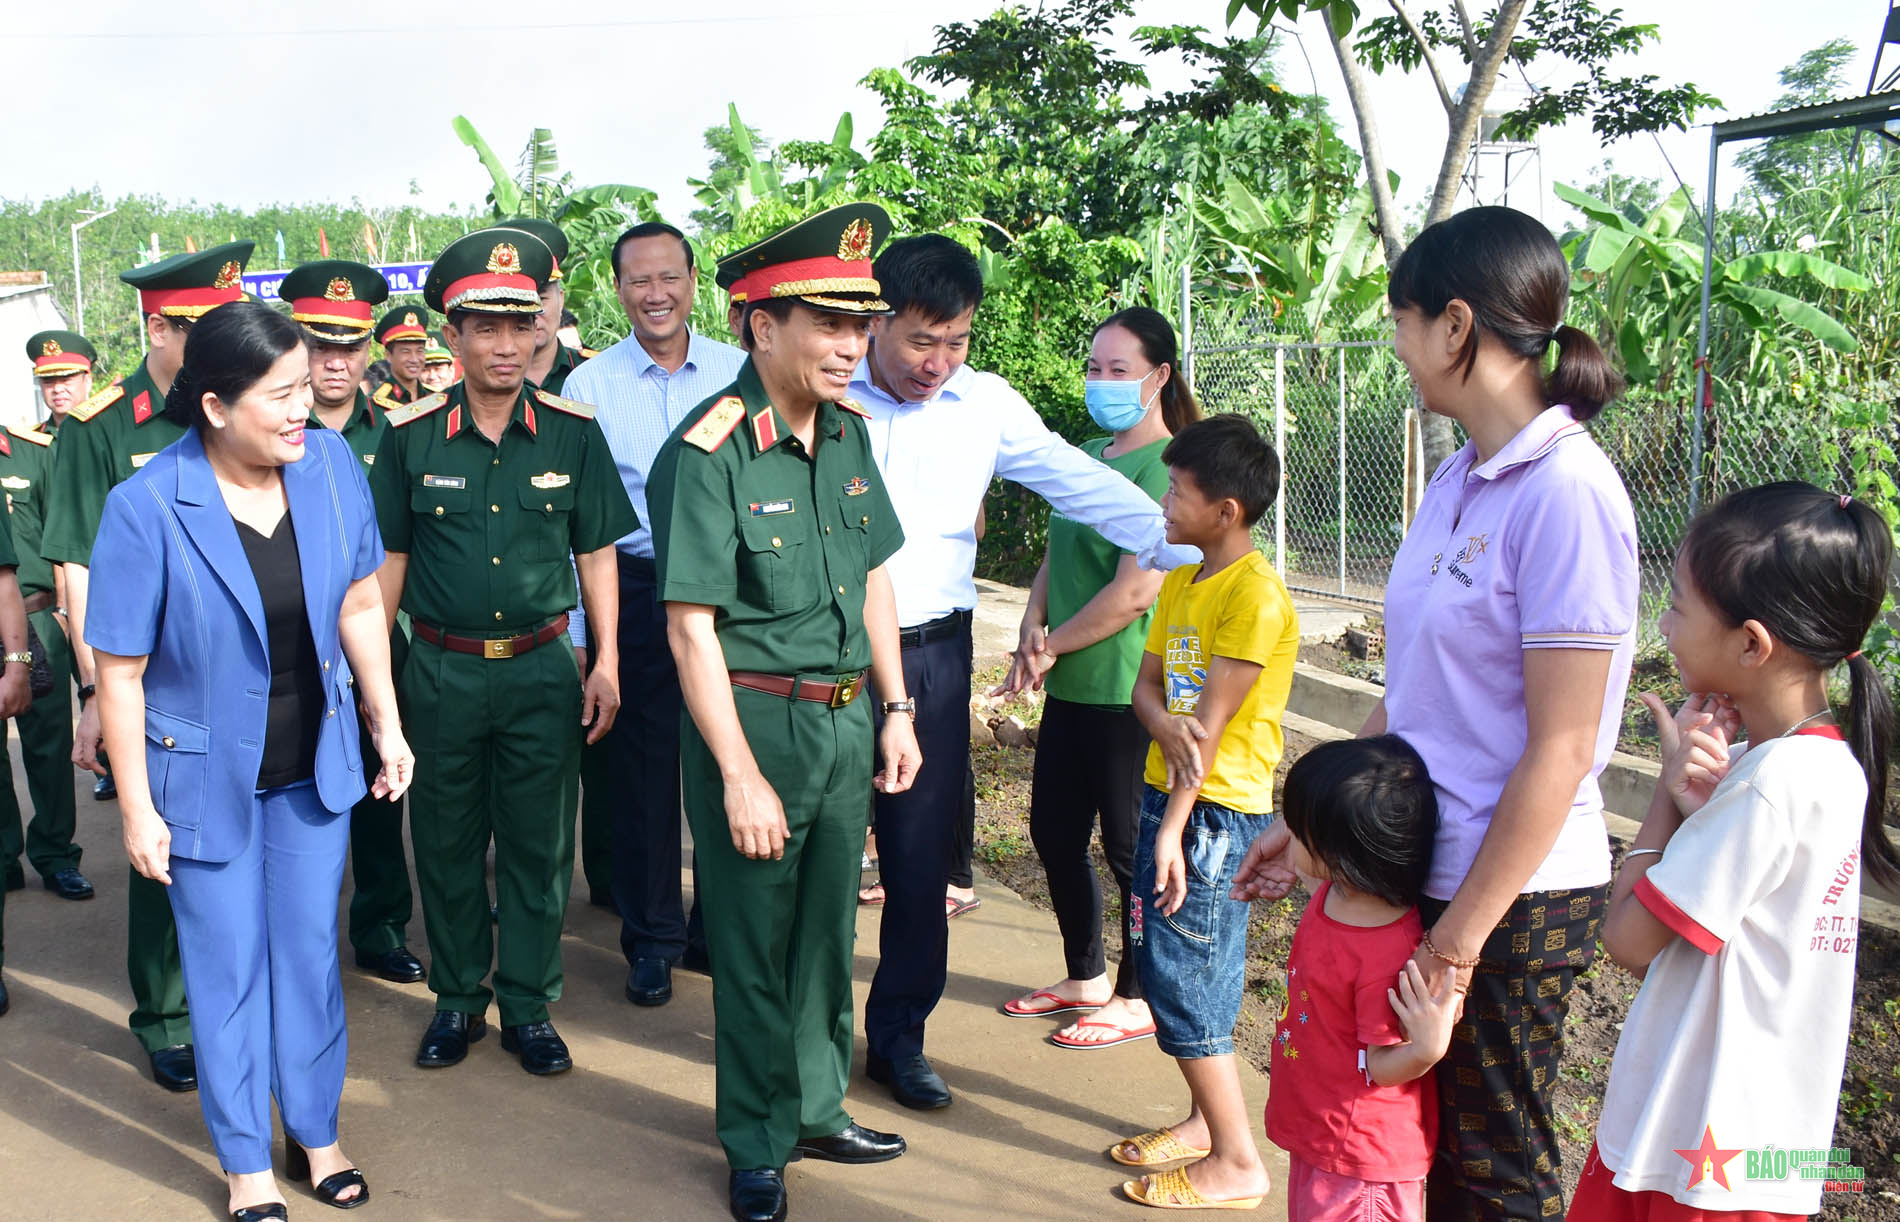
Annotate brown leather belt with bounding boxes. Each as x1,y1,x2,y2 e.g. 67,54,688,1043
21,591,55,616
413,613,569,660
730,670,867,708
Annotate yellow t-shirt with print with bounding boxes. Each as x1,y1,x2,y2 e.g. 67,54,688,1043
1142,550,1299,814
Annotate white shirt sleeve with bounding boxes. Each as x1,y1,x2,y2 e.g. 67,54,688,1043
989,383,1198,570
567,555,588,647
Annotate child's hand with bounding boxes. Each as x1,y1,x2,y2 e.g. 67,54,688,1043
1230,822,1298,901
1152,831,1189,916
1641,691,1740,763
1656,707,1733,817
1388,960,1460,1063
1153,714,1208,789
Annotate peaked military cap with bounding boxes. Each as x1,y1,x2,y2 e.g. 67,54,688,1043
25,329,98,378
279,260,389,343
424,227,553,315
716,203,892,315
422,330,454,365
501,216,570,281
121,240,255,318
375,305,431,347
715,258,750,305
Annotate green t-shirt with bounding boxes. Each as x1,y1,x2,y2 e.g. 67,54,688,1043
1043,435,1169,707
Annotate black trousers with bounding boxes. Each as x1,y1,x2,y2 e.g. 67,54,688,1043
864,614,972,1061
948,763,976,891
1029,697,1147,997
592,554,688,964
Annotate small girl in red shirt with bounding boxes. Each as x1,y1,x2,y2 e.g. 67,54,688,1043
1266,735,1462,1221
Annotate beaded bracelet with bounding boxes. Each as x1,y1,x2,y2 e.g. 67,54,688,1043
1421,929,1480,969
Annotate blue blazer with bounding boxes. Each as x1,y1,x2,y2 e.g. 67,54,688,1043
87,427,387,862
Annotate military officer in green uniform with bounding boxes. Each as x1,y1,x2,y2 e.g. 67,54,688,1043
276,260,428,987
24,327,97,431
420,330,457,393
371,306,431,411
0,333,90,904
0,504,41,1019
503,217,591,394
42,239,254,1092
369,227,636,1076
647,203,921,1222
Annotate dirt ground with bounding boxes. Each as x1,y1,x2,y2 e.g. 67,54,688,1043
970,672,1900,1220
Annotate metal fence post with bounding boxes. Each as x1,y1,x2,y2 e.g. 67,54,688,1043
1274,346,1287,574
1337,346,1348,596
1690,126,1720,516
1179,264,1194,395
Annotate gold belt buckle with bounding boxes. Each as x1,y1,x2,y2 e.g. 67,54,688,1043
484,637,516,660
830,674,862,708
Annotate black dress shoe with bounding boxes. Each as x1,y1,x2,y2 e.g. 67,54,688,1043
0,974,10,1017
499,1020,572,1075
43,868,95,900
680,943,712,975
93,773,117,801
792,1122,907,1164
230,1204,287,1221
150,1044,198,1092
624,957,672,1006
415,1010,486,1068
866,1051,951,1110
353,946,426,983
728,1168,787,1222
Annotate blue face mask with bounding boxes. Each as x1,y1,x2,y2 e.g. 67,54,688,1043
1084,371,1157,432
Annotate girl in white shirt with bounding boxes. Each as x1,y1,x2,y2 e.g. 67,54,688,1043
1583,480,1899,1220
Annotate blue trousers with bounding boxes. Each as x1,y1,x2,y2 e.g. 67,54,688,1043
167,781,350,1174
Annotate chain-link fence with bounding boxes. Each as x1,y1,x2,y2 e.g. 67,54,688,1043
1184,308,1895,652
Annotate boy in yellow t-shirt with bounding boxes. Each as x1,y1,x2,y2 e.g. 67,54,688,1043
1116,414,1299,1211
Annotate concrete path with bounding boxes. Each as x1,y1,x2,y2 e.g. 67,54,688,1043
0,747,1289,1220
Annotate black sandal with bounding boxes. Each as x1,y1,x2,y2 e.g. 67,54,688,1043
231,1205,287,1221
284,1140,370,1210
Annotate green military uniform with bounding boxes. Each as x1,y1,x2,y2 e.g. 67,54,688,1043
0,502,21,984
0,331,90,893
40,240,253,1058
281,259,420,967
536,342,590,395
647,204,904,1173
372,306,431,412
368,228,636,1030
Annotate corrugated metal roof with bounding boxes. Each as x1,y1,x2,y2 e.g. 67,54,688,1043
1712,89,1900,143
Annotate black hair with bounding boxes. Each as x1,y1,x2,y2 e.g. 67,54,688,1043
1160,413,1280,527
1280,735,1439,908
1388,205,1623,422
612,222,693,279
1679,481,1899,889
739,298,797,352
1095,307,1201,436
559,308,578,329
161,300,304,430
871,234,984,325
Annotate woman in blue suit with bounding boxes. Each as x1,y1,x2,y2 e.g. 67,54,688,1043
89,301,412,1221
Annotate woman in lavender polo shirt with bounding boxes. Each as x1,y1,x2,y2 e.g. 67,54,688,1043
1236,206,1638,1221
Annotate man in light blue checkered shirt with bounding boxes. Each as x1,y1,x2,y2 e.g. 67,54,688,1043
565,222,744,1008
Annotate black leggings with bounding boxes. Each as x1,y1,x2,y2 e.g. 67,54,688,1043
1028,697,1148,998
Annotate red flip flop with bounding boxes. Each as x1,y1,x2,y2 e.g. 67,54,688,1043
858,883,885,906
1051,1016,1157,1050
1002,990,1102,1018
945,894,981,920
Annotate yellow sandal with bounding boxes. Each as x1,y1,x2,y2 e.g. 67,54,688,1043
1108,1127,1212,1167
1123,1165,1265,1211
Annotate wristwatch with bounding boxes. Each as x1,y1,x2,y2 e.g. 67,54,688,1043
76,683,96,704
881,699,917,716
2,652,32,666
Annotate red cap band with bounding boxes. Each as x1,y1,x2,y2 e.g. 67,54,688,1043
745,254,876,301
139,285,243,317
441,271,539,312
290,298,375,326
33,352,92,376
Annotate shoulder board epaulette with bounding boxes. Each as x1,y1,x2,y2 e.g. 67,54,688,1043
682,396,746,453
579,346,600,360
68,385,124,423
835,396,871,419
371,383,399,408
7,426,53,447
533,387,596,420
384,392,449,428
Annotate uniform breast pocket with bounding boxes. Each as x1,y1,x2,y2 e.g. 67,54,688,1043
144,707,210,829
842,502,875,563
412,486,475,562
738,514,813,613
517,485,576,560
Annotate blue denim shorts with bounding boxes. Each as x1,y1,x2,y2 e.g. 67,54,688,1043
1131,786,1273,1058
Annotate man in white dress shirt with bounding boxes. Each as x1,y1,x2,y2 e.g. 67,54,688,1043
565,223,745,1008
853,235,1192,1110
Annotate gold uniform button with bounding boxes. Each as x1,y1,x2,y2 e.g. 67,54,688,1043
824,525,831,534
771,536,782,548
544,502,552,512
860,515,869,525
492,556,501,566
491,504,500,513
495,612,504,621
837,585,846,595
433,506,444,517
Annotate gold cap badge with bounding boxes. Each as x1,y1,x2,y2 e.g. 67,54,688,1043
838,219,874,262
214,260,243,289
487,243,523,276
403,311,419,326
41,339,61,356
325,277,354,302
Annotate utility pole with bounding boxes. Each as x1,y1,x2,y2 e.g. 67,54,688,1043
69,208,117,334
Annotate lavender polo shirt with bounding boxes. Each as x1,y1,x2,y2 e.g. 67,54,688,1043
1384,405,1639,900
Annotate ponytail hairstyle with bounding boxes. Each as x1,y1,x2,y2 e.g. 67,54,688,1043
1094,307,1202,436
1388,205,1625,422
1680,481,1898,888
161,300,305,431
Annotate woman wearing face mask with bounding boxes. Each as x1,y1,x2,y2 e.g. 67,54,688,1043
87,300,412,1220
998,307,1200,1049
